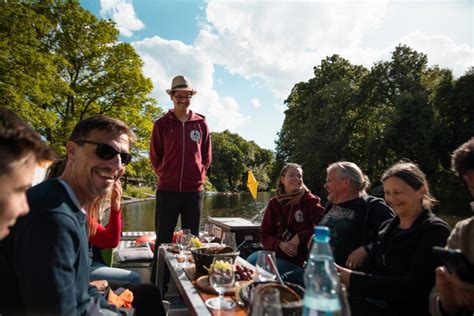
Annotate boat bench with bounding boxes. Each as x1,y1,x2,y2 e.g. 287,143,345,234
102,231,156,284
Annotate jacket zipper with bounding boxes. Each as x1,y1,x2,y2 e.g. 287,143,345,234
179,121,185,192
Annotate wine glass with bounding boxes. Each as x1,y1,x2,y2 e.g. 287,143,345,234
221,231,236,250
249,287,283,316
255,250,277,282
201,223,215,247
177,229,191,267
205,256,236,310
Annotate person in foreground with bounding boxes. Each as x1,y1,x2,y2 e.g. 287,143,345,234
337,161,450,316
247,163,325,275
319,161,394,268
0,108,55,240
87,180,141,284
429,138,474,316
46,161,142,285
1,116,164,315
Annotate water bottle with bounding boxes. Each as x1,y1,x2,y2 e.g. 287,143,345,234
303,226,342,316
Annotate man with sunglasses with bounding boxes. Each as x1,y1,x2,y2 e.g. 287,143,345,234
1,116,135,315
150,75,212,284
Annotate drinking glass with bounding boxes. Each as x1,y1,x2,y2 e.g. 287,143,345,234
249,287,283,316
200,223,215,247
221,231,236,250
177,229,191,267
205,256,236,310
254,251,277,282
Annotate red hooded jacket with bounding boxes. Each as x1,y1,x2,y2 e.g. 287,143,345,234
149,110,212,192
259,191,324,267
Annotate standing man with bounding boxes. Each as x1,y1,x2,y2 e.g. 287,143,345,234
150,76,212,247
1,116,134,315
430,138,474,315
0,107,55,239
320,161,395,268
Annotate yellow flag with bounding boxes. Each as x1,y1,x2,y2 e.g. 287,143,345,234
247,170,258,200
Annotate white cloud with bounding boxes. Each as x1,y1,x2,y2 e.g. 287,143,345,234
251,98,261,109
100,0,144,37
196,0,389,99
395,32,474,77
196,0,473,99
132,36,249,131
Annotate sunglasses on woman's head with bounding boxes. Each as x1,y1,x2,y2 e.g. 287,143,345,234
74,140,132,165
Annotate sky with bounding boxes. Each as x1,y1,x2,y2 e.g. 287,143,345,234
80,0,473,151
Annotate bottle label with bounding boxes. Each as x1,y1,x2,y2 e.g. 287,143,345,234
303,295,341,316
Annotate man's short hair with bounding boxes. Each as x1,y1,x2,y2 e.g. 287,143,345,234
69,116,136,145
451,137,474,177
0,108,55,175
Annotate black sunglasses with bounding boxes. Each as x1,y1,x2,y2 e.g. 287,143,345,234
75,140,132,165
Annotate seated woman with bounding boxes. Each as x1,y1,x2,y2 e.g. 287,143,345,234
88,179,142,285
248,163,324,276
337,161,451,316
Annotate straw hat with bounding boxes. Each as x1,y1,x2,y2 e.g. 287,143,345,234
166,75,197,95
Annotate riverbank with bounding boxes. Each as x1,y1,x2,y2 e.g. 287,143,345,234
121,196,154,205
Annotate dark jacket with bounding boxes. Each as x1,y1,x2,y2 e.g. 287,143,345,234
350,209,451,316
149,110,212,192
0,179,116,315
320,196,395,266
259,191,325,267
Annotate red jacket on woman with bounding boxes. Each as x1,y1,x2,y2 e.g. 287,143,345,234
259,191,324,267
89,208,122,249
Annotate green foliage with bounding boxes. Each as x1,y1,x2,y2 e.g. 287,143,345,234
204,176,217,192
209,130,274,192
276,45,473,200
123,185,154,199
0,0,162,176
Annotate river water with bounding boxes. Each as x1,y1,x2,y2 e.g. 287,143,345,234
121,192,472,232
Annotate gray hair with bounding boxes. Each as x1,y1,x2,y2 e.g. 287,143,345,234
327,161,370,193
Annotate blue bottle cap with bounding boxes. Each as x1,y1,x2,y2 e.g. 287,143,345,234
314,226,330,241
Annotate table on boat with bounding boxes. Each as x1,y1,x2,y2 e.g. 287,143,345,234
156,244,252,316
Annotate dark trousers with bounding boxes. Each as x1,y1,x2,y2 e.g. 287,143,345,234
151,191,203,287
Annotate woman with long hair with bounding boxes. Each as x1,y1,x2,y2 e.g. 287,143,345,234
247,163,325,275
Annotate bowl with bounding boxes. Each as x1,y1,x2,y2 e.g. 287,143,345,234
191,247,240,274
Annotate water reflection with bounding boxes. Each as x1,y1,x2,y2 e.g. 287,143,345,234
122,192,272,232
121,192,472,232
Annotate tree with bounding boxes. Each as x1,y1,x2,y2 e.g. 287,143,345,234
276,54,368,193
275,45,473,202
209,130,274,192
0,1,162,177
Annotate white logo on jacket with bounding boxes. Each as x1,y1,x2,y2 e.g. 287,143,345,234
190,130,201,142
295,210,304,222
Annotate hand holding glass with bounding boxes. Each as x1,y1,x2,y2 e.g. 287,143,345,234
205,257,236,310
